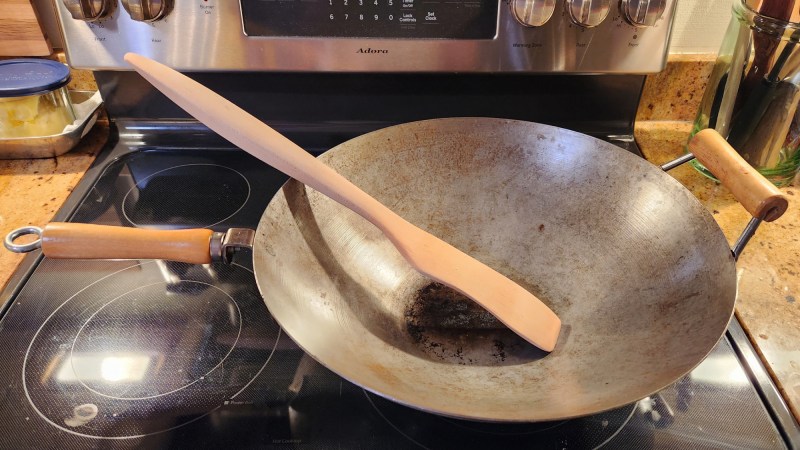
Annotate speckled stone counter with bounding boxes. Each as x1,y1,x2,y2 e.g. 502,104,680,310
636,120,800,423
637,54,716,123
0,117,107,289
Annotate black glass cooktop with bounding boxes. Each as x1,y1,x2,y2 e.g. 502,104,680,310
0,147,790,449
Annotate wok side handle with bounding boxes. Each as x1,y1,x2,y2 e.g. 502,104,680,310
5,223,215,264
687,129,788,222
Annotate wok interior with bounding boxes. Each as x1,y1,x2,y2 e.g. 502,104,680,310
254,118,737,422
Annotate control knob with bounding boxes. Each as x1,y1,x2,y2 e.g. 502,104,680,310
62,0,115,22
566,0,611,28
121,0,173,22
511,0,557,27
621,0,667,27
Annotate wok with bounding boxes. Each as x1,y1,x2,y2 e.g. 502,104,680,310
5,118,788,422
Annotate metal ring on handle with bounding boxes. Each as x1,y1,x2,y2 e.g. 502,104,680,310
4,226,43,253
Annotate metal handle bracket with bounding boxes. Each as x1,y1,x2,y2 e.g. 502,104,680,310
210,228,255,264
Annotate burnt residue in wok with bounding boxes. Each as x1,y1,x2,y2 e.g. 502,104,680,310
405,282,548,366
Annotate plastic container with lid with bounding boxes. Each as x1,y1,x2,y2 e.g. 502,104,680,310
0,59,76,139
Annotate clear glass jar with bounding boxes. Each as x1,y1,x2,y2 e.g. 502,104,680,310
0,59,76,139
690,0,800,186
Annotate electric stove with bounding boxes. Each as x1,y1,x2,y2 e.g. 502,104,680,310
1,0,798,447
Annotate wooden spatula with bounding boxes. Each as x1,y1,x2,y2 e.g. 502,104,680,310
122,53,561,352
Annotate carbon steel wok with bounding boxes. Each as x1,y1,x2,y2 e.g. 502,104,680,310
5,118,788,422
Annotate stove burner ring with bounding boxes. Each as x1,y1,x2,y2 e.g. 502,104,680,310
122,163,251,229
364,390,637,449
69,281,242,400
22,261,280,440
436,416,569,436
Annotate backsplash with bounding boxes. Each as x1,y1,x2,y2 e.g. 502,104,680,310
670,0,731,54
637,54,715,122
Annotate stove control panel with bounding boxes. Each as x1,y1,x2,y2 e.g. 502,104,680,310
241,0,498,39
55,0,677,73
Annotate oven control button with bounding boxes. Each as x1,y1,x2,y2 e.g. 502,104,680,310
620,0,667,27
121,0,173,22
62,0,115,22
565,0,611,28
511,0,557,27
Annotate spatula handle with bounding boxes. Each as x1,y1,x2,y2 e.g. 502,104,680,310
688,129,788,222
123,53,407,243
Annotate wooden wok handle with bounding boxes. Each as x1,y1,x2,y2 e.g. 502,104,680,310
688,129,789,222
40,223,214,264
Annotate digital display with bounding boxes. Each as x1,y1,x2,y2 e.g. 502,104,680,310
240,0,498,39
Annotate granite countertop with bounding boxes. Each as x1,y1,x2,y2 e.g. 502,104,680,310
0,115,107,285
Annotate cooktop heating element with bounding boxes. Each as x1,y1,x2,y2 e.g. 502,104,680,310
365,391,643,448
21,260,278,439
121,163,251,228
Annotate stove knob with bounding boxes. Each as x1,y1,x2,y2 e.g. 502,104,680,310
511,0,557,27
565,0,611,28
62,0,115,22
621,0,667,27
121,0,173,22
